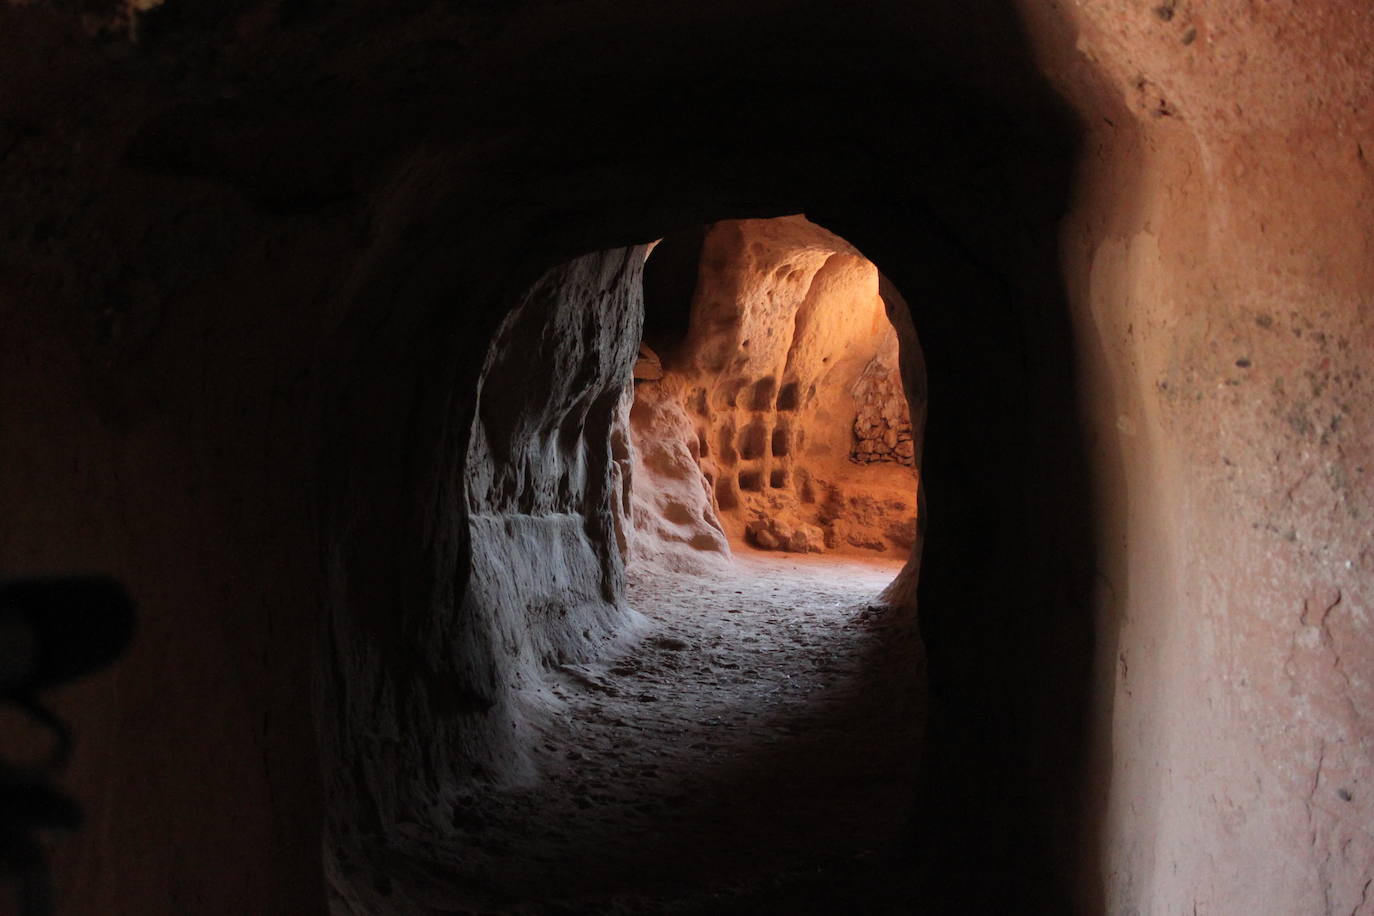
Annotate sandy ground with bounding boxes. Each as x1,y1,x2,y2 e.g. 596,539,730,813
424,551,926,914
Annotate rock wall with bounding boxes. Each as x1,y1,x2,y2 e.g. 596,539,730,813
621,378,732,574
1019,3,1374,912
323,247,647,911
628,217,920,560
851,361,916,467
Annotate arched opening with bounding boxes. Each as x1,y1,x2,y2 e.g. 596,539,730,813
401,214,930,909
318,49,1090,909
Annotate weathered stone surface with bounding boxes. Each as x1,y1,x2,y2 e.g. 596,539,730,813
628,217,920,559
850,361,916,467
745,517,825,554
623,378,731,573
631,343,663,381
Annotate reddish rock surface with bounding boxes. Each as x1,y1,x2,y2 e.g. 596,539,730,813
627,217,920,561
1024,4,1374,911
621,380,732,574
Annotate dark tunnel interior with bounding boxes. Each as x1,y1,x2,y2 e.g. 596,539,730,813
306,11,1093,908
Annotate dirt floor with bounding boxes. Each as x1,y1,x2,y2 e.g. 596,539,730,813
413,551,926,914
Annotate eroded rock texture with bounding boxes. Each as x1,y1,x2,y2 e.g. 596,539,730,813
627,217,920,561
851,363,916,467
1024,5,1374,913
323,247,648,912
621,379,732,574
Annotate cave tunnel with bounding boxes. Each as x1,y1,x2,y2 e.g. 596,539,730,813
1,1,1372,915
444,214,931,911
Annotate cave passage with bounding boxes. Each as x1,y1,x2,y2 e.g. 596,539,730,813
439,554,923,914
414,217,929,913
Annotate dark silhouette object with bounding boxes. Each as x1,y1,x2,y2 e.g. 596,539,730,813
0,577,134,916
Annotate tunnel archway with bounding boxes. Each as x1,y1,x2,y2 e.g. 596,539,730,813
317,24,1091,904
428,215,935,911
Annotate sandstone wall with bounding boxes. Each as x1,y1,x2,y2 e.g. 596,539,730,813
851,361,916,468
322,246,647,912
621,378,733,574
628,217,920,560
1017,3,1374,911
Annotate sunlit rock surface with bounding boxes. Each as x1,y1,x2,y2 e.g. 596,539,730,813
628,217,920,560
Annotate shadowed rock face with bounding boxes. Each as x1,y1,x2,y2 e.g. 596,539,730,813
324,246,650,912
1,0,1371,914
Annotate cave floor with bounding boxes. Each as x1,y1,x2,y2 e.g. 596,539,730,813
431,552,925,915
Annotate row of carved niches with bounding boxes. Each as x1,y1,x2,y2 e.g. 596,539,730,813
636,216,919,556
694,413,797,466
685,376,804,414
